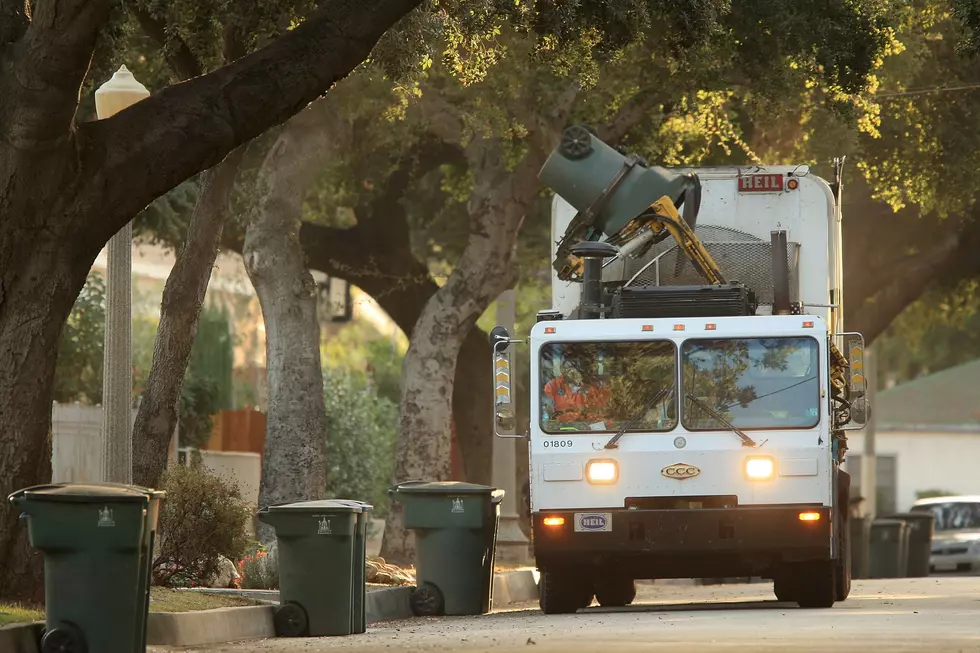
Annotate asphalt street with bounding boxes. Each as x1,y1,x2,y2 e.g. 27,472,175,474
159,577,980,653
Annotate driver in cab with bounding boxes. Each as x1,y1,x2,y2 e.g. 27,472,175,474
543,359,610,425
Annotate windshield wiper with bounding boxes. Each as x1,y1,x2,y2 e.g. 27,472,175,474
685,393,758,448
604,387,671,450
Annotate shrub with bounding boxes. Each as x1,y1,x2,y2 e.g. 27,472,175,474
237,541,280,590
323,367,398,516
152,464,252,587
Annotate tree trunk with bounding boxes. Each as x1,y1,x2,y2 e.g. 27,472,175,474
243,107,346,542
132,148,246,489
380,144,538,562
0,240,90,601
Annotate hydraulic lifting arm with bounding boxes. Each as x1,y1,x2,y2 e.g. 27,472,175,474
556,194,728,287
605,195,727,286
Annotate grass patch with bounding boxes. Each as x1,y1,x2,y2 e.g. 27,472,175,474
0,603,43,627
148,588,261,613
0,589,259,626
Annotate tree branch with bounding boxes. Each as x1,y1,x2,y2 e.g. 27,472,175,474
2,0,113,149
598,90,668,144
73,0,424,249
132,8,203,81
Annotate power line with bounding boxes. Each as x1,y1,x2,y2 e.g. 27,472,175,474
871,82,980,99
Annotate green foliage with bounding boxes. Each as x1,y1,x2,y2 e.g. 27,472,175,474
54,273,106,405
322,367,399,516
189,304,234,410
916,488,957,499
152,464,252,587
178,374,220,449
875,279,980,387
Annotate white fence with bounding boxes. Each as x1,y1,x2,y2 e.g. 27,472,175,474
51,402,261,507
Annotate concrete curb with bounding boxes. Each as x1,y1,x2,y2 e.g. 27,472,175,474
147,605,274,647
0,571,538,650
492,569,540,606
0,622,42,653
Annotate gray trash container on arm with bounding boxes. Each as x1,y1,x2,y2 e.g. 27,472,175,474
257,499,361,637
389,481,504,617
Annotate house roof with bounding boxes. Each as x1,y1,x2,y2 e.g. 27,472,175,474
877,357,980,430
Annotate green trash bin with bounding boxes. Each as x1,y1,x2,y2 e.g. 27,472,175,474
257,500,361,637
330,499,374,634
8,483,151,653
869,518,910,578
887,512,935,577
388,481,504,617
849,516,871,579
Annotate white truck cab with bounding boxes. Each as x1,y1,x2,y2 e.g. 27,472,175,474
491,127,869,613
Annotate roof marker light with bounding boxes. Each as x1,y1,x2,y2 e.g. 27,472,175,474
642,325,654,332
544,327,556,334
673,324,686,331
802,321,814,328
705,324,716,331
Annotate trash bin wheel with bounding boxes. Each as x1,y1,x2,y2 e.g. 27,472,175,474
594,577,636,607
793,561,837,609
410,582,445,617
539,570,592,615
40,622,87,653
274,602,309,637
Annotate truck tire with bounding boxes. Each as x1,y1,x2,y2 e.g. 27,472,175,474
795,561,837,609
594,577,636,607
540,570,593,615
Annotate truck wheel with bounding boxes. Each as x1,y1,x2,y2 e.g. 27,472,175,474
594,577,636,607
795,561,837,609
540,570,592,614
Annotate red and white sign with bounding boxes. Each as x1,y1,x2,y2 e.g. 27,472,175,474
738,173,784,193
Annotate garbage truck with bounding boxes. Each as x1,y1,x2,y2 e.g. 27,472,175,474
489,125,870,613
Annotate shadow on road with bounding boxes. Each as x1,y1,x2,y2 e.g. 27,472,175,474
492,598,798,620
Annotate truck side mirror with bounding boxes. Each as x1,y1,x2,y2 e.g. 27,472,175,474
490,326,526,439
838,332,868,431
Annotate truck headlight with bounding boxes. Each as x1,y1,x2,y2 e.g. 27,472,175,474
745,456,775,480
586,459,618,484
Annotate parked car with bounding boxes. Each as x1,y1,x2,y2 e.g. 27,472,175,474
910,495,980,573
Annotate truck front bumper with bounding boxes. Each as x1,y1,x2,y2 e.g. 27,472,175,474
532,505,833,576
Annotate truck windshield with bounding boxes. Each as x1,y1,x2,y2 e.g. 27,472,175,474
539,340,676,434
682,337,820,431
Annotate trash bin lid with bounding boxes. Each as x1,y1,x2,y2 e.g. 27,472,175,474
267,499,362,513
888,512,935,521
14,483,149,504
98,482,167,500
331,499,375,511
391,481,504,500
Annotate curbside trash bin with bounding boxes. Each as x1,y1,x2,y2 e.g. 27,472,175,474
257,500,361,637
8,483,151,653
849,516,871,579
868,518,911,579
887,512,935,577
330,499,374,634
388,481,504,617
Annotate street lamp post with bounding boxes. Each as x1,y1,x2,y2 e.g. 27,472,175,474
95,65,150,484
